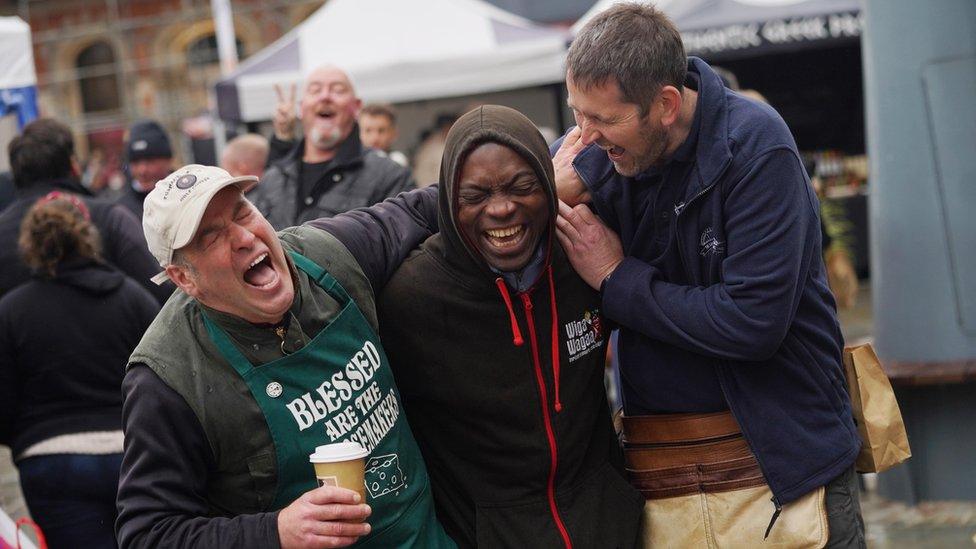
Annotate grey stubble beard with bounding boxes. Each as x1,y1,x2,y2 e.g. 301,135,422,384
309,126,342,150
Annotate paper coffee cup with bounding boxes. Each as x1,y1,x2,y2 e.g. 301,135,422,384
309,442,369,500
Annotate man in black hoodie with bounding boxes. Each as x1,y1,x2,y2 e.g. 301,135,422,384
377,105,644,548
0,119,171,303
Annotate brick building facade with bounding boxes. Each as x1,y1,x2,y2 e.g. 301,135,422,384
1,0,324,169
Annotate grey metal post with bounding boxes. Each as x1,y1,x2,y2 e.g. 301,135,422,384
862,0,976,501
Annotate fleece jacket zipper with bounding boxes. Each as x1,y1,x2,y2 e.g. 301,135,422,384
519,292,573,549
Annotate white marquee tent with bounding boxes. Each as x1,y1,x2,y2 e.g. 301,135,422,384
0,16,38,129
216,0,569,123
1,16,38,172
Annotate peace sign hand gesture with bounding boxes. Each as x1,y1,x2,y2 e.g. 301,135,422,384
273,83,298,141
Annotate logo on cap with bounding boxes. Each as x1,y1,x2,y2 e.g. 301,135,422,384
176,174,198,189
132,140,148,151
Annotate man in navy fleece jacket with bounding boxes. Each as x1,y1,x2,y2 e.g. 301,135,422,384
553,4,865,547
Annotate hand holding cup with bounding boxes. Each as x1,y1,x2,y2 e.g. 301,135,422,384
277,485,371,549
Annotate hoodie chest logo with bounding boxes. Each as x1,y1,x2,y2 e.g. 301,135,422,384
564,309,604,363
699,226,725,257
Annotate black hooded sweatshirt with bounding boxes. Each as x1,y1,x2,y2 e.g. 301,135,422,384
0,259,160,457
378,106,643,548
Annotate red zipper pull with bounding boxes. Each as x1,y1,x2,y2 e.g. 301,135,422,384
520,293,533,310
495,278,524,346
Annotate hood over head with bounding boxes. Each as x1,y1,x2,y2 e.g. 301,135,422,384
437,105,556,275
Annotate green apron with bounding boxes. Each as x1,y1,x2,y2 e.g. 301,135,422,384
202,251,454,548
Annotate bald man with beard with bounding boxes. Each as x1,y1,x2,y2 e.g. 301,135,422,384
250,66,415,229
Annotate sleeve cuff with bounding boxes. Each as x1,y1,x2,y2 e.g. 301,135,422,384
601,256,657,325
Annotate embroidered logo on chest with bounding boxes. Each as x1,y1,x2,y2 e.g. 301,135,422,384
564,309,605,363
699,226,725,257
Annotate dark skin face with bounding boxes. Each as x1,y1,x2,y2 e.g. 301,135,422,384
455,142,549,272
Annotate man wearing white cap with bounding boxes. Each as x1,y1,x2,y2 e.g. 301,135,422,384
116,164,455,548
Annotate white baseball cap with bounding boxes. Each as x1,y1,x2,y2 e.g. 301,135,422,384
143,164,258,284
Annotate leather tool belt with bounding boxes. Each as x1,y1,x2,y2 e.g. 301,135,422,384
622,411,767,500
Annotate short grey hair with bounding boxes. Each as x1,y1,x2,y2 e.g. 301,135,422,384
171,248,198,276
567,3,687,116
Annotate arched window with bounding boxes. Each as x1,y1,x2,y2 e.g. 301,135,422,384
186,34,244,67
76,41,121,113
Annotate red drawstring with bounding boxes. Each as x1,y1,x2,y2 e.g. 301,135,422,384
547,265,563,413
15,516,48,549
495,277,524,346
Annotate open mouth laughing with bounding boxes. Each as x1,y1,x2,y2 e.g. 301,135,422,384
484,224,527,250
606,145,625,161
243,252,279,289
316,107,335,120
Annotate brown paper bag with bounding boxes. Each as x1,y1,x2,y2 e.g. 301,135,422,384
842,344,912,473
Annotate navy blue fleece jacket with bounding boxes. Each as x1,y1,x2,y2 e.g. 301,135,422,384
553,58,859,505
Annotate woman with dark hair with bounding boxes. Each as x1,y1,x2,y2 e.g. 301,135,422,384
0,193,159,549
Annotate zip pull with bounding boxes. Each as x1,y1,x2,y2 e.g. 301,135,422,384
274,325,292,355
763,497,783,540
520,292,533,311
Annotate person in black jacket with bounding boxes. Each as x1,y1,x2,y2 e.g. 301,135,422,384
115,119,174,220
0,119,172,303
376,105,643,548
0,171,15,212
248,65,415,229
0,194,160,549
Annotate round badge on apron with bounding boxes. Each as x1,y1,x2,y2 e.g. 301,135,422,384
202,251,454,547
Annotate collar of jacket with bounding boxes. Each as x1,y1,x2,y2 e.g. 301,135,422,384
126,179,150,199
279,123,366,179
43,257,125,295
572,57,733,206
16,177,93,199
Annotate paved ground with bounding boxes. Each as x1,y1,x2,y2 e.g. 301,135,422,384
1,446,28,520
837,283,874,346
863,489,976,548
4,282,976,546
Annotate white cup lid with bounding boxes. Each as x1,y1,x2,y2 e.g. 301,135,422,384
309,442,369,463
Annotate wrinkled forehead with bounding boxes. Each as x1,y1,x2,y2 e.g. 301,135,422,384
458,140,537,187
199,187,246,226
305,66,354,91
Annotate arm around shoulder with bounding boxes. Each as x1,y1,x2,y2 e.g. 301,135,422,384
304,185,438,292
